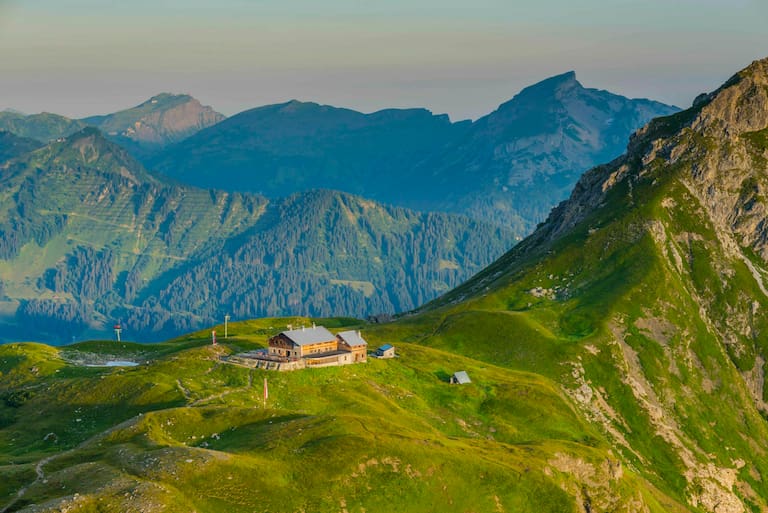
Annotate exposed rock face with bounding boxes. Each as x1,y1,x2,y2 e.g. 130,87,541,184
122,98,224,145
421,71,678,231
433,58,768,513
531,59,768,258
83,93,225,150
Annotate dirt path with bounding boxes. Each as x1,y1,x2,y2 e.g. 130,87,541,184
0,415,143,513
1,363,255,511
176,379,192,400
190,389,239,407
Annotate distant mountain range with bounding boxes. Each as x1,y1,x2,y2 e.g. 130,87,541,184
0,111,86,142
149,73,678,233
417,72,679,231
0,129,513,342
0,73,679,341
149,101,469,207
2,75,677,235
0,93,224,156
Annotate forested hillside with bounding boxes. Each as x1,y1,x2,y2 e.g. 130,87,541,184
0,129,514,343
153,190,510,322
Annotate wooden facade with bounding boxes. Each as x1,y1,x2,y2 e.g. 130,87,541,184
336,330,368,363
258,326,369,370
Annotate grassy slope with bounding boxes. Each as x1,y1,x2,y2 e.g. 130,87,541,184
381,139,768,509
0,316,686,513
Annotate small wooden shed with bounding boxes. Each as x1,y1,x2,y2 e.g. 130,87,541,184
375,344,395,359
450,371,471,385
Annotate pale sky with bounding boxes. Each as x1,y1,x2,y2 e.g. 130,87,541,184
1,0,766,120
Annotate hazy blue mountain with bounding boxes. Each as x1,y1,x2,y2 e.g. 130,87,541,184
150,75,677,236
149,100,470,200
417,71,680,233
0,131,43,162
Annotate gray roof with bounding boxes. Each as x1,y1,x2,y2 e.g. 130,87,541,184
281,326,336,346
452,371,471,384
337,330,368,347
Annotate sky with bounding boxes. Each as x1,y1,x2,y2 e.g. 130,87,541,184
0,0,766,121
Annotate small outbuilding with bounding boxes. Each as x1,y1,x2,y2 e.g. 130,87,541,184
450,371,471,385
375,344,396,359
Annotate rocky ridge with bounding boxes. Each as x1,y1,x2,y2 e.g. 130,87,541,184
426,57,768,512
83,93,226,154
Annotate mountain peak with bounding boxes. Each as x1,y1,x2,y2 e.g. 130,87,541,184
46,127,157,185
523,56,768,253
740,56,768,79
82,93,225,150
139,93,194,109
64,126,130,158
691,57,768,136
67,125,101,140
546,70,578,85
516,71,581,98
279,99,322,113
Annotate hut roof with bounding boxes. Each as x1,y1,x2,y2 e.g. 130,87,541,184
378,344,394,352
452,371,471,384
281,326,336,346
337,330,368,347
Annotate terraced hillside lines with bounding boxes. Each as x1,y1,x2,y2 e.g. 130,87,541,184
0,325,688,513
